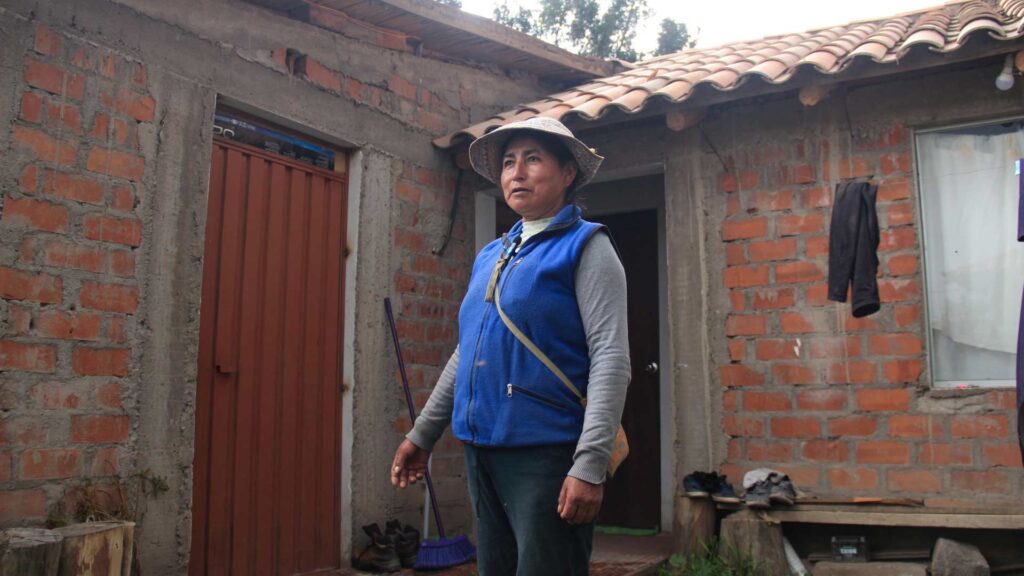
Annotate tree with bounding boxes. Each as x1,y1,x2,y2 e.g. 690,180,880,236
494,0,656,61
436,0,462,7
655,18,696,56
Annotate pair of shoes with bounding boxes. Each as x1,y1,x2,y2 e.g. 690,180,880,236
386,519,420,568
744,473,796,509
353,524,401,572
681,471,741,504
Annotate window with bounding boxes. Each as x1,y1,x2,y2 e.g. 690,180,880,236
917,120,1024,388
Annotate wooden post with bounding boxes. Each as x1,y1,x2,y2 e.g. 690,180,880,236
672,493,716,557
719,510,789,576
0,528,63,576
54,521,135,576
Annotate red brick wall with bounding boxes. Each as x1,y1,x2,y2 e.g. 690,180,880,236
1,19,492,532
716,122,1023,503
390,162,474,517
1,25,151,523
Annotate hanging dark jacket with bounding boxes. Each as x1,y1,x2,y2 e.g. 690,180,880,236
827,180,880,318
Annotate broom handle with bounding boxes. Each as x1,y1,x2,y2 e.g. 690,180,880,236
385,298,447,538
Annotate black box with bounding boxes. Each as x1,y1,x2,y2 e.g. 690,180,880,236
831,536,869,562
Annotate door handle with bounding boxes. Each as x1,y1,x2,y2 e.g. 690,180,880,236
645,362,658,374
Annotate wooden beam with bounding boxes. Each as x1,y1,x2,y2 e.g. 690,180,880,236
333,0,616,78
799,84,835,106
247,0,307,12
665,108,707,131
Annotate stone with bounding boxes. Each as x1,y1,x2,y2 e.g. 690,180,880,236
813,561,927,576
931,538,990,576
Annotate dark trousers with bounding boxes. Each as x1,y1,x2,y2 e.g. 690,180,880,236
464,444,593,576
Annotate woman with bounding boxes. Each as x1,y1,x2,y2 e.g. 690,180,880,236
391,117,630,576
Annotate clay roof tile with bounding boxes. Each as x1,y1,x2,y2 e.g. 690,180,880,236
437,0,1024,149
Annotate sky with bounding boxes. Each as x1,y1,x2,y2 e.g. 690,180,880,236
460,0,944,55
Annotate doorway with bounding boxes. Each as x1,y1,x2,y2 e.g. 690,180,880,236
191,124,348,575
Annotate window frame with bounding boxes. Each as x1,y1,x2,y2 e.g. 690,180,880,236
914,116,1022,390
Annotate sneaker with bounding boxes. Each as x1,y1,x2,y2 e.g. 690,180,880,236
768,474,796,506
744,480,771,509
385,519,420,568
353,524,400,573
682,472,711,498
711,474,741,504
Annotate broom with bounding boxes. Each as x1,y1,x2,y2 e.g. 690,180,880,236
384,298,476,570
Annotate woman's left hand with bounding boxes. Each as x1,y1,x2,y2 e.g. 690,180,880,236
557,476,604,524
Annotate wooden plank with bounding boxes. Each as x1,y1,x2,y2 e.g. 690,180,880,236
763,509,1024,529
317,0,615,78
248,0,307,11
785,503,1024,515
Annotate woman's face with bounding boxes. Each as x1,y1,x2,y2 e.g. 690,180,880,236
500,135,577,221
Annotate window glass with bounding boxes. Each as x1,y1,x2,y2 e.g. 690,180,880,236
917,121,1024,387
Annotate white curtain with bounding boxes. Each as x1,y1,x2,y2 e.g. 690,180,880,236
917,125,1024,383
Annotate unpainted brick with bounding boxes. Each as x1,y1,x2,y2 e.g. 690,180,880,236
70,414,130,443
887,469,941,493
72,347,130,376
20,448,82,480
0,266,63,303
828,467,878,490
85,148,146,181
80,281,138,313
719,364,765,387
857,441,911,464
828,415,878,437
12,125,78,166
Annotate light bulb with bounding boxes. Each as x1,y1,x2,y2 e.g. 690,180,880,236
996,54,1015,91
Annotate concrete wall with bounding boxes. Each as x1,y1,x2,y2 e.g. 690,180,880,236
582,57,1024,509
0,0,554,572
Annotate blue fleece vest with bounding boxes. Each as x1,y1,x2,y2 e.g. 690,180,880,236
452,204,604,447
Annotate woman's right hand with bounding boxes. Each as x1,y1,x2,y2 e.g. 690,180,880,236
391,438,429,488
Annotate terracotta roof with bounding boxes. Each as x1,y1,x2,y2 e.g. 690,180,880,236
435,0,1024,148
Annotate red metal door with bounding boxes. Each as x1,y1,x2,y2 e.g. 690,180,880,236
191,138,347,576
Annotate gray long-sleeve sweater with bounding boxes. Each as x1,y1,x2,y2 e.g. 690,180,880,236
406,232,630,484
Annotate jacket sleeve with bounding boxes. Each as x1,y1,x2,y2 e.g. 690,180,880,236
568,232,631,483
406,346,459,451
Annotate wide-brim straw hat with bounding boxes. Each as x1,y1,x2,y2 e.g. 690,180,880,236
468,117,604,189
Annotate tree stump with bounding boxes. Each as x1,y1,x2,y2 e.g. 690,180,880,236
719,509,789,575
672,493,716,557
54,521,135,576
0,528,63,576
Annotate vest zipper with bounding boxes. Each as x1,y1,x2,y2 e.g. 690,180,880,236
507,384,569,410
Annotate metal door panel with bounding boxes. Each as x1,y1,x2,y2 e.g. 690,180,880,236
192,138,347,575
